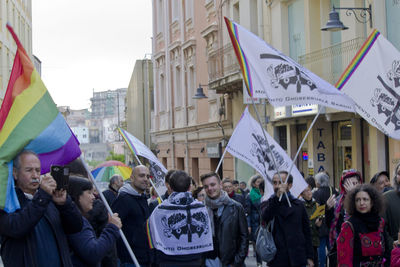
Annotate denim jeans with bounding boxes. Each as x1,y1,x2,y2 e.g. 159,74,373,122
318,236,329,267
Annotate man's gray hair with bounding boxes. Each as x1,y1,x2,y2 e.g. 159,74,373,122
315,172,330,187
13,150,38,170
109,174,122,185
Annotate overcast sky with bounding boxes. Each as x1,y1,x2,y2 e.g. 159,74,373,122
32,1,152,110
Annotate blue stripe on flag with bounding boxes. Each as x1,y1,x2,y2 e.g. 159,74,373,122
4,161,20,213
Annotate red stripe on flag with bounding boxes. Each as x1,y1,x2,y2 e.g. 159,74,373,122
0,25,34,131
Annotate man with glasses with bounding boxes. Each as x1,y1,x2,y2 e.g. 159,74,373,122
222,178,246,209
112,165,151,267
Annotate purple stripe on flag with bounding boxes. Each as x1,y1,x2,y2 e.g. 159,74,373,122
38,133,81,174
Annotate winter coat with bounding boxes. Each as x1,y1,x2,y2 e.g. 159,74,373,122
111,184,151,265
303,198,320,247
246,195,261,242
102,187,118,206
261,193,313,267
337,214,389,266
207,198,249,266
0,188,83,267
68,216,120,267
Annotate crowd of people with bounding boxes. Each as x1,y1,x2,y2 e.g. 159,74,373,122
2,149,400,266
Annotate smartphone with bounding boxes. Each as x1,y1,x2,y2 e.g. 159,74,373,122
51,165,70,190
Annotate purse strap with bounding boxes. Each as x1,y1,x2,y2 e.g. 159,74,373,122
267,217,275,232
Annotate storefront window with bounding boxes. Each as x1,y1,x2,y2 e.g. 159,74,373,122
333,121,352,187
295,124,308,175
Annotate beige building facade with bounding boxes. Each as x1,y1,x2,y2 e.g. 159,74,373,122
0,0,32,102
151,0,400,187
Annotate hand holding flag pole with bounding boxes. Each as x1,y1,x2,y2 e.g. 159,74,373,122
249,98,291,207
119,131,164,201
81,158,140,267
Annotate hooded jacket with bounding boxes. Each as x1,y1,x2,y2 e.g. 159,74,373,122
111,183,151,264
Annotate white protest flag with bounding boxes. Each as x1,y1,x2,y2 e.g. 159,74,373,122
224,17,354,112
225,107,308,199
337,30,400,140
118,128,167,194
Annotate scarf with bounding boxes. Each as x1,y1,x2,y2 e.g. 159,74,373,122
147,191,213,255
353,211,381,231
249,188,262,204
205,191,231,235
329,194,347,248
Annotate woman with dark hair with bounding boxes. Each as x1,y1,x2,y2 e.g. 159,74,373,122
337,184,389,266
325,170,362,266
192,186,206,203
67,176,122,267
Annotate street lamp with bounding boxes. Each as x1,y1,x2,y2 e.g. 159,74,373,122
192,84,208,99
321,4,372,31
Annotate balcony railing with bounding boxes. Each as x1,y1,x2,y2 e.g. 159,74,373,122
207,43,241,82
298,37,365,85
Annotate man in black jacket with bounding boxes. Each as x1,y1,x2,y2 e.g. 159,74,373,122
222,178,247,209
112,165,152,267
261,171,314,267
201,172,248,267
0,150,83,266
103,174,124,205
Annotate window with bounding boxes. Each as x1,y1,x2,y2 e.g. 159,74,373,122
175,66,182,107
188,66,195,106
157,0,164,33
185,0,193,21
160,74,166,111
277,126,287,151
288,0,305,61
233,2,239,22
172,0,180,22
386,0,400,50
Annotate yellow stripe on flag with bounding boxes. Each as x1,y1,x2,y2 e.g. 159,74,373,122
0,70,47,147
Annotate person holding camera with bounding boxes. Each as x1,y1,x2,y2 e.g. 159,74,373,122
0,150,83,266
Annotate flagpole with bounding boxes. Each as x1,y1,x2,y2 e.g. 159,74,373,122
80,157,140,267
279,108,321,201
215,147,228,173
250,98,291,207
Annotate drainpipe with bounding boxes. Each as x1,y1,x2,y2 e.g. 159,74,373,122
179,2,190,172
164,0,175,168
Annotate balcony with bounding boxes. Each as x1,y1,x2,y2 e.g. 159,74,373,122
298,37,365,85
207,43,242,94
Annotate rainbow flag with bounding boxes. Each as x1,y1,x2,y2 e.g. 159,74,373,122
338,29,400,139
225,17,253,97
336,29,380,89
223,17,354,112
0,25,81,212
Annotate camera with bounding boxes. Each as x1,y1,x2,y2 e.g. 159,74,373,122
51,165,70,190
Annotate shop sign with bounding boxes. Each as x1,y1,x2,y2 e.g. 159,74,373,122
207,143,221,158
291,104,318,116
274,106,286,119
